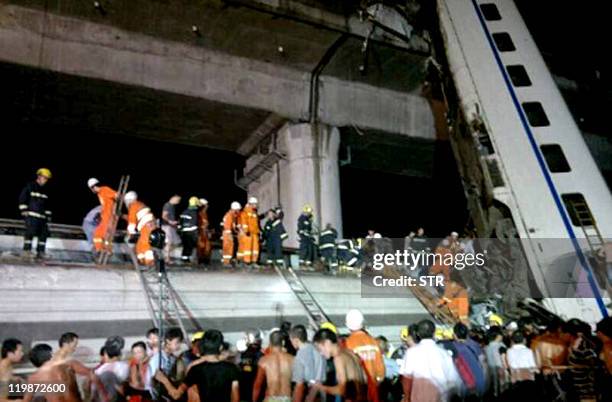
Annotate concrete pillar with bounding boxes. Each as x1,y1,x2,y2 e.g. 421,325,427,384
246,123,342,248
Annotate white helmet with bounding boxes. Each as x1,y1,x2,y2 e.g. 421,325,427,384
373,233,382,239
231,201,241,210
199,198,208,206
450,231,459,238
248,196,258,204
124,191,138,205
345,309,365,331
87,178,100,188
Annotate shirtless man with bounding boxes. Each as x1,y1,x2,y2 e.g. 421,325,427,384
22,344,83,402
311,329,368,402
252,331,294,402
1,338,24,402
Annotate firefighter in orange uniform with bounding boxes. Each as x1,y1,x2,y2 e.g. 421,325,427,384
237,197,260,265
124,191,156,266
88,178,118,253
221,202,241,266
197,198,212,265
344,309,384,402
438,270,470,324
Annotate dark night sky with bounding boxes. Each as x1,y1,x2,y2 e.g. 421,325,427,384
1,1,607,238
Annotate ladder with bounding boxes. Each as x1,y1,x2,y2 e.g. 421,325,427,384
125,244,202,345
274,265,331,330
569,200,610,292
98,175,130,265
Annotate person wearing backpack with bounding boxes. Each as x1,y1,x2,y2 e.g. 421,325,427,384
448,323,487,400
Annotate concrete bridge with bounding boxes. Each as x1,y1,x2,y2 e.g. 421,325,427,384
0,0,440,243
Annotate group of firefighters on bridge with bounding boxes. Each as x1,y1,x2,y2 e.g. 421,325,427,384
17,168,470,322
17,168,361,271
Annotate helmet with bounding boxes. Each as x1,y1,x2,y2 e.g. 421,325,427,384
248,196,258,204
87,178,100,188
345,309,364,331
124,191,138,205
320,322,337,334
373,233,382,239
450,231,459,238
236,339,248,353
231,201,241,210
189,196,200,207
199,198,208,206
191,331,205,343
37,168,52,179
148,227,166,249
488,313,504,327
303,204,313,213
400,326,410,341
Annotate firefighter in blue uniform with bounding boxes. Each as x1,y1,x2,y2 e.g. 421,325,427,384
337,238,360,273
297,204,316,267
19,168,52,258
318,223,338,273
263,207,288,267
178,196,200,263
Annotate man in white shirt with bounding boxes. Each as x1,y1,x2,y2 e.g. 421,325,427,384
400,320,462,402
506,332,538,383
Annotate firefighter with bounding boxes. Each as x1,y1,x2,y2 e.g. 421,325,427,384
19,168,52,258
88,178,118,254
319,223,338,273
221,202,241,266
297,204,315,267
262,207,288,267
196,198,212,265
337,238,360,273
178,197,200,264
237,197,260,266
438,269,470,324
124,191,156,266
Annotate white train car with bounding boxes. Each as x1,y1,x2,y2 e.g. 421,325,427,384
437,0,612,322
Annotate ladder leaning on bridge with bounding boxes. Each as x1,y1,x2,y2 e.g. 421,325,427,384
568,199,611,295
274,266,332,330
98,175,130,266
124,242,202,345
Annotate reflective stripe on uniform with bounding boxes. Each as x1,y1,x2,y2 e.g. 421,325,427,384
137,214,154,231
25,211,47,219
30,192,48,199
319,243,334,249
280,233,288,239
320,230,335,236
182,227,198,232
137,208,152,220
19,204,27,210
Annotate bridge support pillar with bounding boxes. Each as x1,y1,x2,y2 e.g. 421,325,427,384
245,122,342,248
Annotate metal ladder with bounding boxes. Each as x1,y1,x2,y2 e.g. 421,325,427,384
569,200,610,291
98,175,130,265
125,244,201,344
274,266,331,330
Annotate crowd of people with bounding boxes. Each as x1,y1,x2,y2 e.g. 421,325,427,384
2,309,612,402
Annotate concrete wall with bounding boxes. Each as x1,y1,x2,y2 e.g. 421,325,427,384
246,123,343,247
0,263,428,359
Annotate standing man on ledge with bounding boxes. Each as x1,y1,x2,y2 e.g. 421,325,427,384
19,168,52,258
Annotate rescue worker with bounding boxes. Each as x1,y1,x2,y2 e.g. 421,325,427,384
262,207,288,268
19,168,52,258
237,197,260,266
319,223,338,273
178,197,200,264
297,204,316,268
161,195,181,264
438,270,470,324
124,191,156,266
196,198,212,265
221,202,241,266
88,178,118,255
337,238,360,273
343,309,384,402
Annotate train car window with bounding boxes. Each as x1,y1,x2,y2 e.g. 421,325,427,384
507,65,532,87
522,102,550,126
540,144,571,173
561,193,594,226
493,33,516,52
480,4,502,21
